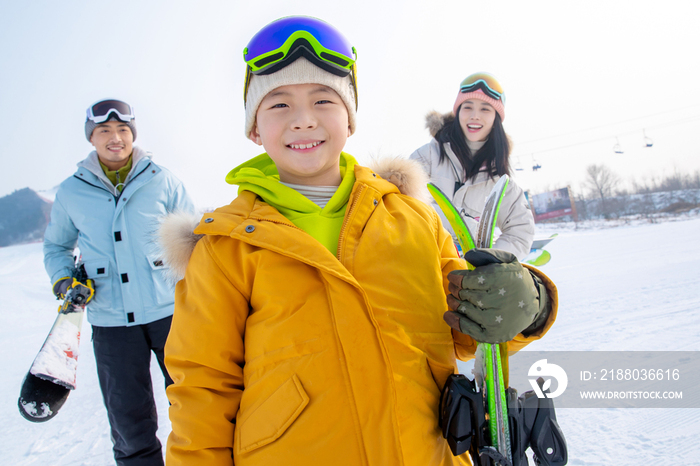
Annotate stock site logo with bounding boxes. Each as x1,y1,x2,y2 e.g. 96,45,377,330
528,359,568,398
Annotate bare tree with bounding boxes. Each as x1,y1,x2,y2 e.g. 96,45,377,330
582,164,621,218
583,164,620,199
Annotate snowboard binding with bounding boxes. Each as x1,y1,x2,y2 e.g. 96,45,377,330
439,374,568,466
439,374,490,460
58,264,94,313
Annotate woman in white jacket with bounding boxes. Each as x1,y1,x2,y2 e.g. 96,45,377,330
410,72,534,260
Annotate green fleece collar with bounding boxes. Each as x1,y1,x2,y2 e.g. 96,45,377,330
225,152,358,254
225,152,357,216
99,156,133,192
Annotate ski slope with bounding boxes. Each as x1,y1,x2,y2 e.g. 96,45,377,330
502,214,700,465
2,214,699,465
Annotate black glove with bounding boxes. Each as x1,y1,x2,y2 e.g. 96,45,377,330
53,277,95,305
53,277,73,299
444,248,549,344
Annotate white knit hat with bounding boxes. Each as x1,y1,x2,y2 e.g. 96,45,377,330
244,58,357,139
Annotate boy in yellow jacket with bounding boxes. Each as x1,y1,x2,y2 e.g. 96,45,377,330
162,16,557,466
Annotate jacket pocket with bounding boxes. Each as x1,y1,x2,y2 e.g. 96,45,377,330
82,258,113,309
147,253,174,306
426,356,456,392
237,374,309,454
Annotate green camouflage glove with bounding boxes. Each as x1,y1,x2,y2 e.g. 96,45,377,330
444,248,549,344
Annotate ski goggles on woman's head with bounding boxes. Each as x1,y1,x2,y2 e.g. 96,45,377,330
459,73,505,103
86,99,135,123
243,16,358,106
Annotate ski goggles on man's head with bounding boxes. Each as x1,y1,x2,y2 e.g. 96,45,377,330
86,99,135,124
243,16,358,107
459,73,505,104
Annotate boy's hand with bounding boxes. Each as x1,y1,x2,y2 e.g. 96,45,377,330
444,248,548,344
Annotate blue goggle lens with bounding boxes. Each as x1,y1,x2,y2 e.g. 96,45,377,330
244,16,354,66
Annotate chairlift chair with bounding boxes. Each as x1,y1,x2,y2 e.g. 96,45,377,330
643,129,653,147
515,157,524,171
613,137,624,154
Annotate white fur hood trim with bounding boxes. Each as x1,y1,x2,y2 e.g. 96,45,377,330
425,110,454,138
369,156,431,205
157,211,204,284
157,156,431,282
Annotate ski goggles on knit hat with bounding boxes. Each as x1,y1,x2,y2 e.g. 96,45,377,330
242,16,358,138
459,73,505,103
86,99,135,124
243,16,358,109
454,72,506,121
85,99,137,141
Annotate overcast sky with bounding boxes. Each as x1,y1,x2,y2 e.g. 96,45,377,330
2,0,699,208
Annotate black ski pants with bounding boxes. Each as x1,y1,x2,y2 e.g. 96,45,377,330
92,315,173,466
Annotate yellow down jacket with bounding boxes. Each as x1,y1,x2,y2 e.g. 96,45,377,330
163,161,557,466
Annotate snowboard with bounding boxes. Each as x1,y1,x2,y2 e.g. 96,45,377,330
429,175,513,464
530,233,558,251
524,249,551,267
18,267,92,422
475,175,512,465
426,183,477,253
524,234,558,267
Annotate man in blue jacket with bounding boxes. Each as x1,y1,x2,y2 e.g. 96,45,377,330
43,99,194,466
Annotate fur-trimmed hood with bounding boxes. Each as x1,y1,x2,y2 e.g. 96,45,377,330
157,156,431,282
425,111,454,138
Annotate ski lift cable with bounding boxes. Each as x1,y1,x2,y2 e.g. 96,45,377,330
515,104,700,146
638,115,700,132
512,115,700,158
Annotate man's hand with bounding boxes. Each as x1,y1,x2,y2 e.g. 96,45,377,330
53,277,95,305
53,277,73,299
444,248,548,344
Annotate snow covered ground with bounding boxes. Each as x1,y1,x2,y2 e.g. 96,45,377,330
2,214,699,465
0,243,170,465
501,213,700,465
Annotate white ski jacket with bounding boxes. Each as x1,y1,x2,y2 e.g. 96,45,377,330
410,138,535,260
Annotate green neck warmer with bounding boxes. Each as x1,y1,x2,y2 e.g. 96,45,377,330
99,156,133,192
226,152,358,256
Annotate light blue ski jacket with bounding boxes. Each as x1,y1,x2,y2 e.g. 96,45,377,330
43,147,195,327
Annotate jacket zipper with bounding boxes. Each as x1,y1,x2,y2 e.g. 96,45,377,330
115,162,152,204
115,170,123,192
